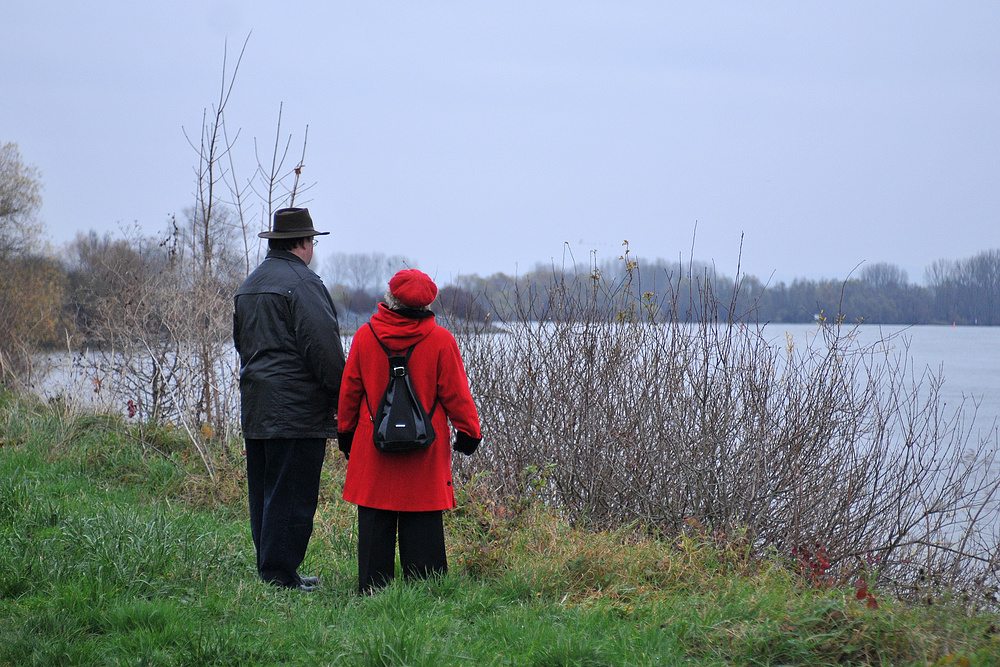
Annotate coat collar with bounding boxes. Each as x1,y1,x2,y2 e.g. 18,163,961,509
265,249,308,267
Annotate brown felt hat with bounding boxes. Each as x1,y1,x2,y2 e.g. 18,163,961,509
258,207,330,239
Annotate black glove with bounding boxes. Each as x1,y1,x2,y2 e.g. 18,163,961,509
337,431,354,460
453,431,481,456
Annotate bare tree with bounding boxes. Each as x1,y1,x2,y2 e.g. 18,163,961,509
0,142,49,380
321,251,414,292
0,142,44,262
861,261,909,289
925,250,1000,325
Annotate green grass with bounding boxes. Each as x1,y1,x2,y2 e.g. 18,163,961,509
1,391,998,666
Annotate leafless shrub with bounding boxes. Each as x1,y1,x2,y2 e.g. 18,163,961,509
64,220,240,476
452,248,1000,605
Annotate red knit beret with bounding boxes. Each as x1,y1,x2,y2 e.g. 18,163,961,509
388,269,438,308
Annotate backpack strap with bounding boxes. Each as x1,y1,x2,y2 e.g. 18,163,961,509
363,323,438,421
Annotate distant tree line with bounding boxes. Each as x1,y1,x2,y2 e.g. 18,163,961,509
734,253,1000,325
323,248,1000,327
5,208,1000,376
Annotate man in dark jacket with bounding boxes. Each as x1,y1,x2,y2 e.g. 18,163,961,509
233,207,346,591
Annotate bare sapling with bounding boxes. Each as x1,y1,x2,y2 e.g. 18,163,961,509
65,36,314,477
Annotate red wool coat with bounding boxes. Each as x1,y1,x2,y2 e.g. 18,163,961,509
339,305,482,512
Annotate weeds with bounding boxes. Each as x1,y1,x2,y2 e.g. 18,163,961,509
451,249,1000,609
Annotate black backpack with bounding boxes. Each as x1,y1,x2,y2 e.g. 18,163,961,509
365,323,438,453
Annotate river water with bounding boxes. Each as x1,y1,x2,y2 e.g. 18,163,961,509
773,323,1000,441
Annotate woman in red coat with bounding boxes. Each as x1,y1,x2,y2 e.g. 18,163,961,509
337,269,482,594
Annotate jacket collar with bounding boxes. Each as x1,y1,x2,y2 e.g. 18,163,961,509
266,249,308,267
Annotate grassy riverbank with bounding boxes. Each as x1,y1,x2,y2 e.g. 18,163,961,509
1,393,998,666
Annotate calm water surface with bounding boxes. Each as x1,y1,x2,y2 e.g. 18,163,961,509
774,324,1000,439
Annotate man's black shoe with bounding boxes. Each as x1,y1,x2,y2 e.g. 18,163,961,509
266,578,316,592
299,575,320,587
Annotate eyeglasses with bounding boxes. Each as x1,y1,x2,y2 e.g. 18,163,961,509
310,238,319,247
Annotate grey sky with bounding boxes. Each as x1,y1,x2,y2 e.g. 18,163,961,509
5,1,998,285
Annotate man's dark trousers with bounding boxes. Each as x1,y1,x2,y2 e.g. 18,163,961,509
246,438,326,587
